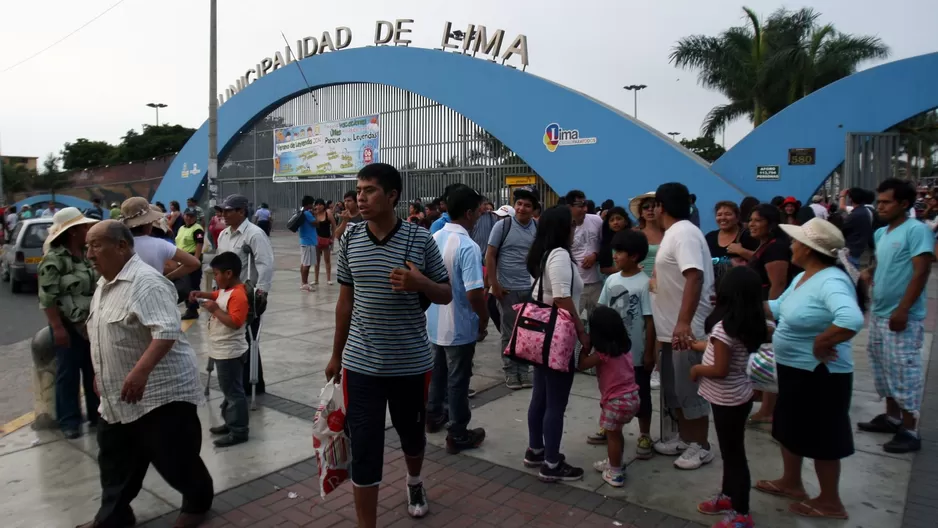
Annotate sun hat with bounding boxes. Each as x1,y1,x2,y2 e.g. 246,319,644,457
782,196,798,205
43,207,99,254
120,197,164,228
628,192,657,220
779,217,844,258
494,205,516,218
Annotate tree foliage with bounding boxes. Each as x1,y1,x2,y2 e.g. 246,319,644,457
679,136,727,163
58,124,196,170
61,138,116,170
671,6,889,137
1,161,35,202
31,154,71,201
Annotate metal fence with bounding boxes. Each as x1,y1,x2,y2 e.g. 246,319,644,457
218,83,554,225
842,132,901,192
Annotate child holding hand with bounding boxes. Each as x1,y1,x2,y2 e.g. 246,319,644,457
579,305,638,487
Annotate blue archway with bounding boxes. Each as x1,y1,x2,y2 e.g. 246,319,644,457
12,194,94,212
714,52,938,200
154,46,745,232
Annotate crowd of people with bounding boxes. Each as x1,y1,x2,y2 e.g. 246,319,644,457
26,158,935,528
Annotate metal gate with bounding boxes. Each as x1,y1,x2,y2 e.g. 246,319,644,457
842,132,900,191
218,83,555,225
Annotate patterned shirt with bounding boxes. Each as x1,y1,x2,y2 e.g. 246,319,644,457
38,246,98,325
217,220,274,292
88,254,203,423
337,219,449,376
426,223,484,346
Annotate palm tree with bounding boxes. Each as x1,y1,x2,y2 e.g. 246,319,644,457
671,6,889,137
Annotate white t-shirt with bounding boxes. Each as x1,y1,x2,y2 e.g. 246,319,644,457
652,220,715,341
5,213,17,231
572,214,603,285
134,235,178,273
809,203,829,220
532,248,584,310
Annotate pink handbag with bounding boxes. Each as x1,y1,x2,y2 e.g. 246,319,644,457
503,256,578,372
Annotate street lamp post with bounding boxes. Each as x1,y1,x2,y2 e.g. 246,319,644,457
667,132,681,141
622,84,647,119
146,103,168,126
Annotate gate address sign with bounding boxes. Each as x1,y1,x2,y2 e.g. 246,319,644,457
788,148,816,166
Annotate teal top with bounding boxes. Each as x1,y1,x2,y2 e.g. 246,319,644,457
872,219,934,320
769,268,864,374
641,244,659,278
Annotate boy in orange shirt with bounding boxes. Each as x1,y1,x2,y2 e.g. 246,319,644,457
190,251,250,447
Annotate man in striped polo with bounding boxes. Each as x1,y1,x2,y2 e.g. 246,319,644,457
325,163,452,528
425,185,490,453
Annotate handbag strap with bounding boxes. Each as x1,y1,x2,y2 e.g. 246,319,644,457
528,249,576,305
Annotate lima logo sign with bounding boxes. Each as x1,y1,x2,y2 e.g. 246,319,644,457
543,123,598,152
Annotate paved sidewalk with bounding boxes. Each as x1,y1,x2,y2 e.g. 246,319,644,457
1,231,937,528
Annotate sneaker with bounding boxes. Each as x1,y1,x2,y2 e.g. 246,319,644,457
592,458,610,472
674,442,715,470
523,449,565,468
425,413,448,434
650,370,661,390
300,283,311,292
213,434,248,448
654,437,688,456
181,309,199,320
327,280,333,286
209,425,230,435
538,460,584,483
406,481,429,518
446,428,486,454
602,467,625,487
587,429,607,445
883,428,922,453
506,375,522,390
697,494,734,515
712,511,754,528
468,388,477,399
858,413,900,434
519,371,533,388
636,435,654,460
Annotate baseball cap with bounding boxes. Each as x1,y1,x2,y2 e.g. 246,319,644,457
221,194,249,210
513,185,540,205
183,207,199,216
494,205,516,218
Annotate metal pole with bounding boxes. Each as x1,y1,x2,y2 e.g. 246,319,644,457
156,107,160,127
633,90,638,119
204,0,218,293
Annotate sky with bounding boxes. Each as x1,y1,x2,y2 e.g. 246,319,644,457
0,0,935,162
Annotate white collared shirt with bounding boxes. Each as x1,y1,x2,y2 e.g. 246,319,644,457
88,254,203,424
217,220,274,292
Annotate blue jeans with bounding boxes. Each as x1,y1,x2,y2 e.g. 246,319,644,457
427,343,476,437
527,366,575,464
53,324,99,432
215,358,249,438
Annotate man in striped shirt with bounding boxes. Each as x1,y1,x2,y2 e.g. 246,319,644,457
325,163,452,528
425,185,490,453
80,220,213,528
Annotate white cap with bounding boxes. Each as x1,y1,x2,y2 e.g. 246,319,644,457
494,205,516,218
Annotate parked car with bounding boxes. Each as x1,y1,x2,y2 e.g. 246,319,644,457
1,218,53,293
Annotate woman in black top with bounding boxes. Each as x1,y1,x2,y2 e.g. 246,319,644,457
598,206,632,275
705,201,759,288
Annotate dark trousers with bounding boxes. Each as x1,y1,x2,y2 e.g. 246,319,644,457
712,401,753,515
216,358,249,438
95,402,213,526
186,260,203,312
241,315,264,393
257,220,271,236
527,366,575,464
53,324,99,431
487,293,501,332
427,343,476,437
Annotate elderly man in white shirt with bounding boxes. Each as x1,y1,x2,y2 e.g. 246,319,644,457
79,220,213,528
217,194,274,393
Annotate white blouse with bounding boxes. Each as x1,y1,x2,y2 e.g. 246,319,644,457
532,248,583,311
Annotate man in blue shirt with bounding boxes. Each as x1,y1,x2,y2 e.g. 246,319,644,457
859,178,934,453
426,185,490,453
297,195,318,292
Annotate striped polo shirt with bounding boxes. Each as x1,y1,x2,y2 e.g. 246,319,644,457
337,218,449,376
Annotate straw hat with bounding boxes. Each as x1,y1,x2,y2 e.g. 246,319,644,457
120,197,163,228
43,207,99,253
628,192,657,220
779,218,844,258
149,204,171,232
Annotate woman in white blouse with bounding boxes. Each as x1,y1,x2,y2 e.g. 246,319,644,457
522,206,590,482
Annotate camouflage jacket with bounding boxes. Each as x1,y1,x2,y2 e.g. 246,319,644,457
38,246,98,325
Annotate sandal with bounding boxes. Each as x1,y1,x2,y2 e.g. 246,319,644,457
754,480,808,501
789,500,849,520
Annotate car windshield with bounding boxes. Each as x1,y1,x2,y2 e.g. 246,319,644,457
22,223,51,249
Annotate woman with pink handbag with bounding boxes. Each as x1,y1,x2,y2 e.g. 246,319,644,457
515,206,591,482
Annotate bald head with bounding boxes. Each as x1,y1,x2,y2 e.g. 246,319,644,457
87,220,136,280
89,220,135,248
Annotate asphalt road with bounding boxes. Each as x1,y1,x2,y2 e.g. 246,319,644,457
0,279,45,425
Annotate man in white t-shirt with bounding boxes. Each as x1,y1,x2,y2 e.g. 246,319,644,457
809,195,829,220
651,182,715,470
566,190,604,317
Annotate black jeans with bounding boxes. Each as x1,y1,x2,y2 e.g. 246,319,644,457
712,401,753,515
241,315,264,393
427,343,476,437
53,323,99,431
527,366,575,464
95,402,213,526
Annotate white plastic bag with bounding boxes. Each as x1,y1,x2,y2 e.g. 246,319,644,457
312,377,350,498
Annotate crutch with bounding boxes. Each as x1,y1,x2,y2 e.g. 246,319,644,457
244,246,263,410
204,357,215,397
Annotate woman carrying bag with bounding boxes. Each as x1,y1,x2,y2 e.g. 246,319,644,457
515,206,591,482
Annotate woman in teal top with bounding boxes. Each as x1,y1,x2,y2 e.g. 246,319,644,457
755,218,866,521
629,192,662,278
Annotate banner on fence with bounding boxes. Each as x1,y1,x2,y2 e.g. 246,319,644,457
273,115,380,182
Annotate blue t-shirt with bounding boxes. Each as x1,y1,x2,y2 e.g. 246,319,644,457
426,224,485,346
598,271,652,358
769,268,865,374
430,212,451,235
487,217,537,290
298,210,318,247
872,219,934,320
